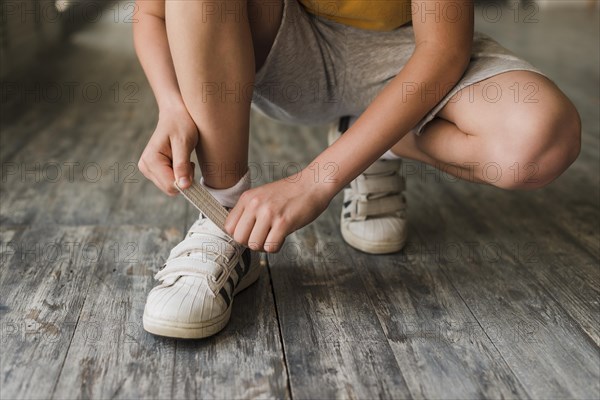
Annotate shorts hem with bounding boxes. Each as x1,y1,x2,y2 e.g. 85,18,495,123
413,67,549,135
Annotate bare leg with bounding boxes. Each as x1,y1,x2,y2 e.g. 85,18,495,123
389,71,581,189
165,0,282,189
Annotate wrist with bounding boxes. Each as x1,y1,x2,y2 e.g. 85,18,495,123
298,163,341,205
157,97,187,116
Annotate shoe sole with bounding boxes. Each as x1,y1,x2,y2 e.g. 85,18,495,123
142,259,264,339
341,224,407,255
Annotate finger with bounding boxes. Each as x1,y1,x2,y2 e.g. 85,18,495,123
232,210,256,246
247,219,271,251
263,220,289,253
224,202,245,236
140,157,171,195
264,224,288,253
147,152,179,196
171,137,194,188
139,159,163,192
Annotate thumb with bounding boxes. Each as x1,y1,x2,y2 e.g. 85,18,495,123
171,138,194,189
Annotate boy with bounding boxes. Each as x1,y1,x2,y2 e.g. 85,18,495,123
134,0,581,338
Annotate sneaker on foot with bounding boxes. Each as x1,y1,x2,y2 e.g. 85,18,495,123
328,120,408,254
143,215,262,339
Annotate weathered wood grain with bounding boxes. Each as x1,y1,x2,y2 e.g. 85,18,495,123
0,224,107,399
407,178,600,399
338,216,531,399
50,225,181,400
458,184,600,346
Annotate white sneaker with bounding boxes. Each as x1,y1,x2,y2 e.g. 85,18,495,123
328,120,408,254
143,215,262,339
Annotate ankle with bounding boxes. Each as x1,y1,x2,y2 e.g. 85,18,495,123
200,170,251,208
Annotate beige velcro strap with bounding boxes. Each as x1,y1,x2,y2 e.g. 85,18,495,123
353,194,405,218
351,174,405,196
363,159,402,175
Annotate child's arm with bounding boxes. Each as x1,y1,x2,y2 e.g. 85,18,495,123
310,0,474,195
225,0,474,252
134,0,197,195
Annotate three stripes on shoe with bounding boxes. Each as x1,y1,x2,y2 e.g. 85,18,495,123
219,248,252,307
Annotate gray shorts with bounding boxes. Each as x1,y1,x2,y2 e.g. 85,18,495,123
252,0,546,134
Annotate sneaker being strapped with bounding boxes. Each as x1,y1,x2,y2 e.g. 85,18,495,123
328,118,408,254
143,215,262,339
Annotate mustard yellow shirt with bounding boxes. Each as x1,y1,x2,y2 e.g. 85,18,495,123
299,0,412,31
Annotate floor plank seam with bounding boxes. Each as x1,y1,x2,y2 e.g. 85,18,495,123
169,216,188,400
446,193,600,349
49,279,90,400
323,209,414,399
521,268,600,350
170,340,178,399
266,255,293,399
429,242,532,398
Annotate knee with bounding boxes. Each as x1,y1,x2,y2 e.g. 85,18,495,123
491,102,581,190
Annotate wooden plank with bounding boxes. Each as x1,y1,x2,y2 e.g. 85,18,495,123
171,259,289,399
0,225,106,399
51,225,181,399
269,221,412,399
406,178,600,399
0,8,162,227
468,185,600,345
327,202,530,399
398,136,599,344
250,115,412,398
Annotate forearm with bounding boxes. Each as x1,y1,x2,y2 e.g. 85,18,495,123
133,7,184,112
307,44,471,199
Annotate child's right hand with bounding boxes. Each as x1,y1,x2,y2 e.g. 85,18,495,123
138,107,199,196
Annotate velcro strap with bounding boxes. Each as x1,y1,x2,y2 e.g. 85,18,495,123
351,174,405,196
363,159,402,175
353,194,405,218
155,257,223,281
168,237,233,261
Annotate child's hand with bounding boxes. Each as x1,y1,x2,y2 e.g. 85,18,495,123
138,107,198,195
224,175,333,253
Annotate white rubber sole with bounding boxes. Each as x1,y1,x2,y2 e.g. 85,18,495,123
143,261,264,339
341,222,407,255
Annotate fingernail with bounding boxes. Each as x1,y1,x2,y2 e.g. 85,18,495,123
178,177,190,186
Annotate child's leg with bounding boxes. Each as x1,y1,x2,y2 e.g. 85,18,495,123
389,71,581,190
144,1,283,340
165,0,282,190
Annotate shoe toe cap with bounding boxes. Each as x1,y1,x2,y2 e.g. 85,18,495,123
346,216,407,243
144,277,227,323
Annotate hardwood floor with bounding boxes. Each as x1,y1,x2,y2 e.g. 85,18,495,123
1,3,598,399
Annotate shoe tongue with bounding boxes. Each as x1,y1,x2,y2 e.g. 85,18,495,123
190,214,225,234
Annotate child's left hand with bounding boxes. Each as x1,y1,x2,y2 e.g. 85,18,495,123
224,174,334,253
